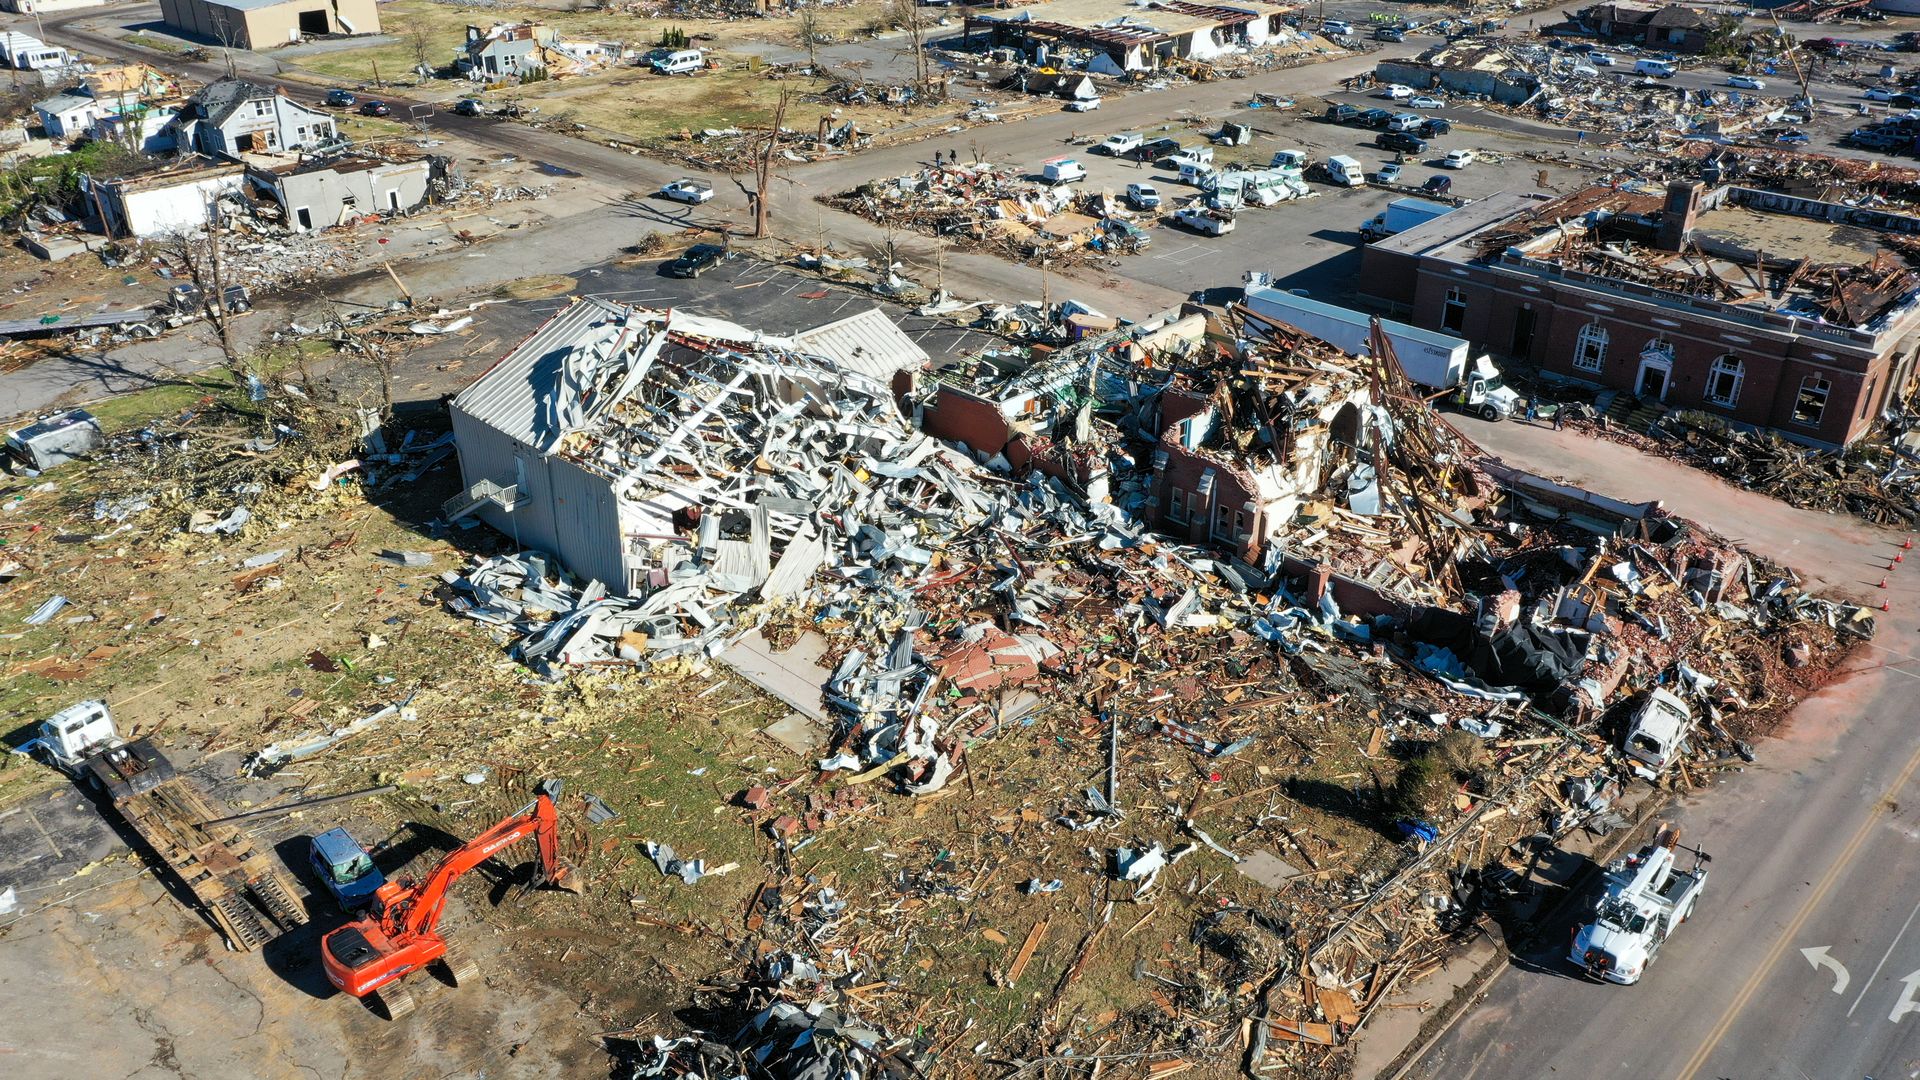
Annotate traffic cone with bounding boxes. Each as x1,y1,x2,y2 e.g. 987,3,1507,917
1906,537,1914,550
1883,599,1893,611
1880,578,1890,589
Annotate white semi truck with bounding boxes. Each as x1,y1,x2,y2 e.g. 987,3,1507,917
1569,825,1709,984
1238,282,1521,419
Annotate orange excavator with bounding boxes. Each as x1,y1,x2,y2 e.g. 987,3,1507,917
320,778,578,1019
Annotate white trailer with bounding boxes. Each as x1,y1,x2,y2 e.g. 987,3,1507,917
1239,283,1520,419
1360,197,1454,241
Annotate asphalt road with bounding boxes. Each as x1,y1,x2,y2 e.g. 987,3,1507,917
1401,416,1920,1080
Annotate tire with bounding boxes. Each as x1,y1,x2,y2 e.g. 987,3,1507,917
375,982,416,1021
1480,404,1500,421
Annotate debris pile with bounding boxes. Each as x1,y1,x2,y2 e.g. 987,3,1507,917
823,161,1161,264
427,295,1869,1073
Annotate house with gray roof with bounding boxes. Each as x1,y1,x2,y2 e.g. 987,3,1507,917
169,77,336,160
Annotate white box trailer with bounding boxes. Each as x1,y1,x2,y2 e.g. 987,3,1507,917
1239,285,1520,418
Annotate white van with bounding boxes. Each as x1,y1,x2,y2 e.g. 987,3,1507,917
1324,155,1365,187
1041,158,1087,184
651,49,704,75
1634,58,1675,78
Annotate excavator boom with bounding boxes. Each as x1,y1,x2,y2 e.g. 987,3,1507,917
320,780,576,1004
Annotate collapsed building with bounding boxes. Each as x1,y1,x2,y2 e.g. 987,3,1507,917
1568,2,1718,53
430,289,1872,1073
1375,43,1543,106
962,0,1303,73
1360,183,1920,446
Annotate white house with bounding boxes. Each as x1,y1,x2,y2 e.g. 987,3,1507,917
81,160,248,239
33,90,100,139
171,77,336,160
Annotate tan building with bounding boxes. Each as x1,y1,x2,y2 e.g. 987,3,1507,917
157,0,380,50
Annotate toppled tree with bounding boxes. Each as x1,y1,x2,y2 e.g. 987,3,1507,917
1392,730,1488,819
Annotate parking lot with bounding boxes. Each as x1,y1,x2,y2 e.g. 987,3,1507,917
1046,97,1606,301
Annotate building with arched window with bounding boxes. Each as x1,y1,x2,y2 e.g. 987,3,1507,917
1359,183,1920,447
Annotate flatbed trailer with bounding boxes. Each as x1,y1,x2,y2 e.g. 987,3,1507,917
105,749,310,950
32,702,308,952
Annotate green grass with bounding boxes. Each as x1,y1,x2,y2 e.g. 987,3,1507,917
120,32,187,55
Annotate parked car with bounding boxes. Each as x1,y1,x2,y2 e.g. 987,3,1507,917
1865,87,1897,101
659,178,714,203
1324,103,1360,123
1893,92,1920,109
1322,19,1353,35
324,88,357,108
1386,112,1424,132
664,243,728,278
1422,174,1453,195
1124,182,1161,210
1065,97,1100,112
1418,117,1452,137
1358,107,1395,128
308,828,385,911
1100,131,1145,156
1374,27,1404,42
1377,83,1414,100
1409,95,1445,110
1441,148,1476,168
452,98,485,117
1133,137,1181,161
1772,128,1810,144
1572,64,1600,77
358,100,391,117
1589,51,1616,65
1727,75,1766,90
1376,131,1426,153
1376,162,1403,184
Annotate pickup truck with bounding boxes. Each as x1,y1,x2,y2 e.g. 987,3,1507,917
1099,132,1144,156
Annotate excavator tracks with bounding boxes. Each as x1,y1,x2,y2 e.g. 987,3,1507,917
115,777,309,951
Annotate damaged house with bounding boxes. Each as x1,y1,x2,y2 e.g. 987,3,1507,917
1374,43,1542,106
446,298,939,596
246,153,435,230
170,77,338,160
1572,3,1716,54
964,0,1297,73
81,159,247,239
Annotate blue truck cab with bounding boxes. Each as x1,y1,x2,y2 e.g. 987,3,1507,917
308,827,384,910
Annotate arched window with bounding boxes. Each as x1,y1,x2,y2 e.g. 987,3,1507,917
1574,323,1608,372
1706,355,1743,407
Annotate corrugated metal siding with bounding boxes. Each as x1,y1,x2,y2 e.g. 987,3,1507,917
450,295,634,446
791,308,929,382
548,457,624,591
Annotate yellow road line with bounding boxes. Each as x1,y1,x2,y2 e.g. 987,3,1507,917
1674,742,1920,1080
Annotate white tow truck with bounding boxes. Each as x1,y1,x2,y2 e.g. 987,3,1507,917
1569,825,1710,984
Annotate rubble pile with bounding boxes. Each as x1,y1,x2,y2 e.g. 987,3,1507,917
431,297,1869,1072
823,162,1159,264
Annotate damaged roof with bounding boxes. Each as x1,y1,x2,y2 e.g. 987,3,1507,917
788,308,930,384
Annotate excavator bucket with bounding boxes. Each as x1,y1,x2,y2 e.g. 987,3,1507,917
544,859,585,895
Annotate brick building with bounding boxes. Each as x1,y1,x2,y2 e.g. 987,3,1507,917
1358,184,1920,447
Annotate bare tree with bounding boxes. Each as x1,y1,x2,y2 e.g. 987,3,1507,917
164,207,255,390
797,3,824,69
888,0,930,100
406,24,436,76
731,89,790,239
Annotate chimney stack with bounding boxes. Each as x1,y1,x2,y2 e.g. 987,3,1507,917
1656,180,1703,251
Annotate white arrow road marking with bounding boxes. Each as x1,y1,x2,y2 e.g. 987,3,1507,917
1853,895,1920,1017
1802,947,1851,995
1890,970,1920,1024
